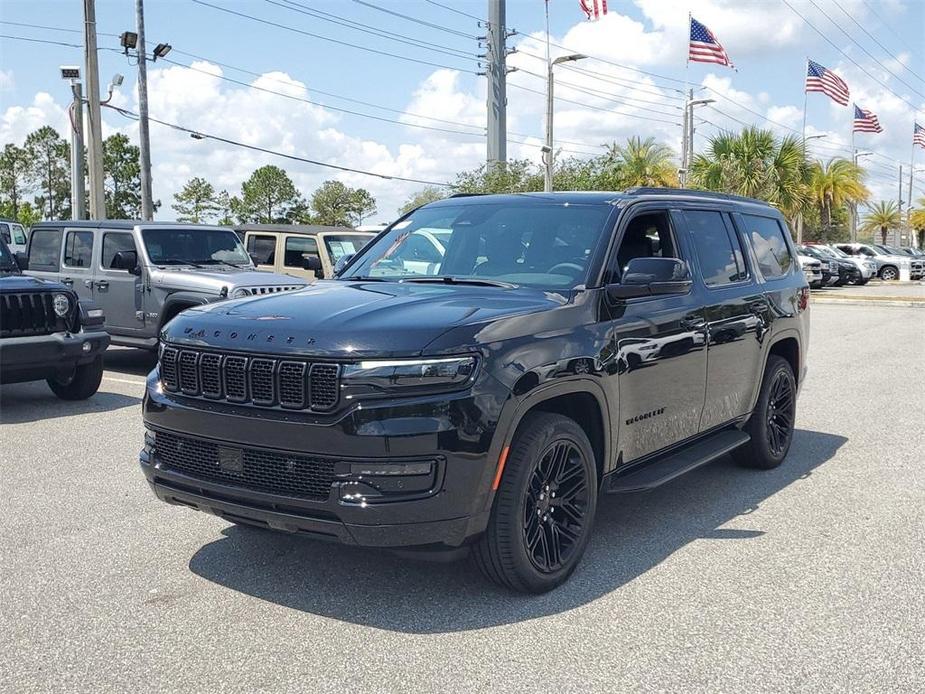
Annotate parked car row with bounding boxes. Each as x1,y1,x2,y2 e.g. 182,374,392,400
796,242,924,287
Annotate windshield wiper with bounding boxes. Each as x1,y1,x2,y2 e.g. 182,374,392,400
194,259,246,268
399,276,516,288
156,259,206,268
343,275,388,281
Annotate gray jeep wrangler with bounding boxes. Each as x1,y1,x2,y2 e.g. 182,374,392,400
25,221,306,350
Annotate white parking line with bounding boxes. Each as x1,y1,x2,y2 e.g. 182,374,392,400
103,375,147,386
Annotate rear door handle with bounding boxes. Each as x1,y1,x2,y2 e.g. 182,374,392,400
96,280,109,289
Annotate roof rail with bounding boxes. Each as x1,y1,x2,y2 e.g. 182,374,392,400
448,192,488,198
623,187,771,206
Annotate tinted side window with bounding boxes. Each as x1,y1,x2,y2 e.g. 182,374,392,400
685,210,745,287
743,214,792,278
247,234,276,264
284,236,319,267
102,232,137,269
64,230,94,268
0,223,9,243
28,229,62,270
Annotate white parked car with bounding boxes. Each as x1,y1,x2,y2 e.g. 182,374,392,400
798,254,823,287
817,244,876,284
0,218,28,254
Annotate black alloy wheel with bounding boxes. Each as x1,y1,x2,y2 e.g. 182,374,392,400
474,411,597,593
522,440,590,574
734,354,797,470
766,369,795,457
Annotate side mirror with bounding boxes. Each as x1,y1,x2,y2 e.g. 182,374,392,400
333,253,355,277
14,252,28,270
112,250,140,275
607,257,692,301
301,254,323,278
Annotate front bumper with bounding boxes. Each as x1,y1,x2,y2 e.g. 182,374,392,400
140,370,506,548
0,329,110,384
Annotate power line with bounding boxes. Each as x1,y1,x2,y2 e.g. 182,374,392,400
805,0,925,99
103,103,455,187
190,0,476,72
169,48,485,132
0,19,119,37
422,0,485,24
830,0,925,85
266,0,475,61
0,33,82,49
350,0,478,40
161,56,486,138
780,0,923,113
507,81,682,126
861,0,925,64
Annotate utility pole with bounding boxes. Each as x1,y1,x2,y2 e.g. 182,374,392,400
135,0,155,220
486,0,507,166
898,164,904,247
83,0,106,219
70,82,87,219
907,164,915,248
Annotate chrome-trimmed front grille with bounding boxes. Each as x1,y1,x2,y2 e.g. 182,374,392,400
159,346,339,412
0,291,72,338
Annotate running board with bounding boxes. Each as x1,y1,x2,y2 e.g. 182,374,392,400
606,429,750,493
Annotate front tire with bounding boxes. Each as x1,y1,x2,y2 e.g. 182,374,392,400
47,356,104,400
734,355,796,470
879,266,898,281
474,412,597,593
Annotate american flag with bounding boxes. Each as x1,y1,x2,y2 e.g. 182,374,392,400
688,17,735,68
579,0,607,22
915,123,925,150
852,104,882,133
805,59,849,106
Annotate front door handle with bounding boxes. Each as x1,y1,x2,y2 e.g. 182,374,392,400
96,280,109,290
62,277,74,287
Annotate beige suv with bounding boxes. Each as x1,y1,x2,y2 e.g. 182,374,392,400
239,225,375,281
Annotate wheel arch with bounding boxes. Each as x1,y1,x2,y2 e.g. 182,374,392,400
485,379,613,508
158,292,214,332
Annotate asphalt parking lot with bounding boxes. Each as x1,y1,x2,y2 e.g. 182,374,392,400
1,302,923,693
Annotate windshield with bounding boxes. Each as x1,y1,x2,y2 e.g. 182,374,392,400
0,238,17,272
142,228,251,266
798,246,823,259
323,234,374,265
343,201,613,289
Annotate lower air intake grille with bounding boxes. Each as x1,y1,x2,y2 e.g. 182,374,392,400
153,431,336,501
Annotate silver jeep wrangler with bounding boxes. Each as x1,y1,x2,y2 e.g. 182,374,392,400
25,221,306,350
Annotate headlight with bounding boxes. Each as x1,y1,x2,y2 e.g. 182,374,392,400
232,287,251,298
341,356,477,395
52,293,70,317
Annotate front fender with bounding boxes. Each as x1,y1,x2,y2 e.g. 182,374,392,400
158,291,217,333
476,376,613,515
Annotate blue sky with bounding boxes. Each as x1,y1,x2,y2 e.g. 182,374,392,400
1,0,924,219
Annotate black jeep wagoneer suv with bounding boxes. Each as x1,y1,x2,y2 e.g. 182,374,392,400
141,189,809,592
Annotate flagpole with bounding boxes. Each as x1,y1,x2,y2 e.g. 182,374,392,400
798,58,809,243
910,136,917,247
682,12,691,187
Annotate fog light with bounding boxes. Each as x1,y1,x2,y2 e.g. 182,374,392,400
87,308,104,319
349,462,433,476
82,342,92,352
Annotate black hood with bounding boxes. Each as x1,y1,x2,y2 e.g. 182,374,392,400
162,279,569,358
0,274,69,292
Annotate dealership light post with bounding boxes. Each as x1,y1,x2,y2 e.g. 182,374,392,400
851,150,873,242
60,66,86,220
544,53,586,192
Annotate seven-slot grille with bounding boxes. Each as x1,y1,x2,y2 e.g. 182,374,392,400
0,292,66,338
245,285,304,295
152,430,336,501
159,346,339,411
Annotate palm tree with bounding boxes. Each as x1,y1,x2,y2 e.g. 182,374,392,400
861,200,901,244
910,196,925,247
603,136,678,188
688,127,808,221
808,158,869,229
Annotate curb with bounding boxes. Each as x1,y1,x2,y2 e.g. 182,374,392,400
812,298,925,309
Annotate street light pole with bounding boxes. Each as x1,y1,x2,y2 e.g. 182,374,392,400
684,96,714,184
70,82,86,219
544,53,586,192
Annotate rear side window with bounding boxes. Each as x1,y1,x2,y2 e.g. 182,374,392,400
684,210,747,286
284,236,319,268
742,214,793,278
64,230,94,268
28,229,62,271
11,224,26,245
0,223,9,244
247,234,276,264
102,232,137,269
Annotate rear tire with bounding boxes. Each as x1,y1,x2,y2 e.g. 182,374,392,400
879,266,898,281
734,355,796,470
474,412,597,593
47,356,104,400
